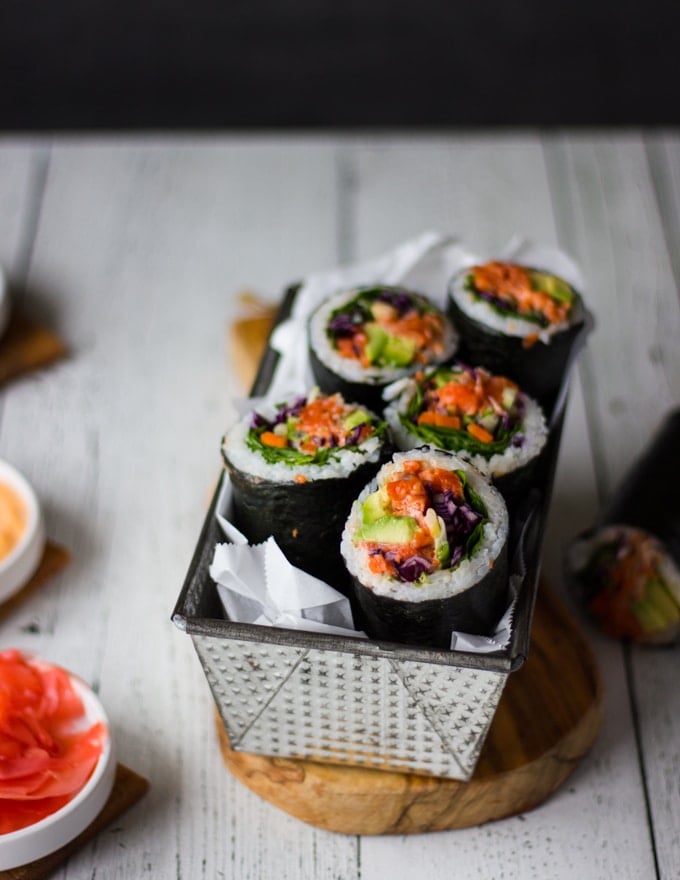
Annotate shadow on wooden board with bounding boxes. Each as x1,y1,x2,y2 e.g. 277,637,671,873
1,0,679,129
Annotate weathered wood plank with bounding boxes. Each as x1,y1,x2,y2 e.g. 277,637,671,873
348,134,656,878
0,138,50,280
0,132,674,879
545,131,680,880
0,136,359,879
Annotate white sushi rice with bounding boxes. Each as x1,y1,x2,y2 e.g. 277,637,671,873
448,268,570,344
308,288,459,384
222,409,384,482
340,449,508,602
383,379,548,479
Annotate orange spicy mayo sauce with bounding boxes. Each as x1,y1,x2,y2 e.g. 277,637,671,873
0,483,27,561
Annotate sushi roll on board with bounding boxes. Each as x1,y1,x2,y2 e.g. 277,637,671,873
341,449,509,648
448,261,589,413
566,409,680,645
222,389,389,590
309,285,458,413
383,363,548,503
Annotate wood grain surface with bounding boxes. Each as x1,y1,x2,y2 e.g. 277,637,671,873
216,582,602,835
0,765,150,880
0,541,70,623
0,133,677,879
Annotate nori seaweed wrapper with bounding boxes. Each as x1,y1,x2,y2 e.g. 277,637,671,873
597,408,680,566
447,269,592,417
224,456,384,595
351,540,509,648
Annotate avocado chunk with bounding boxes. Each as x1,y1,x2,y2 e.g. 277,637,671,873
361,490,390,525
343,409,371,431
365,323,388,364
382,333,417,367
529,270,574,304
356,514,418,544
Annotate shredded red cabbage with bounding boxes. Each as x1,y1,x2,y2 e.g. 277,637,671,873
375,288,413,316
431,490,483,551
327,309,366,337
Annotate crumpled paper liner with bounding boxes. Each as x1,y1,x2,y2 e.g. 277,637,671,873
210,479,365,639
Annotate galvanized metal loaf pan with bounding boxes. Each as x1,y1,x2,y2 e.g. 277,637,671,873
173,285,581,781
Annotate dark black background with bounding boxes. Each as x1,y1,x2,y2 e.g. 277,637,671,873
2,0,678,130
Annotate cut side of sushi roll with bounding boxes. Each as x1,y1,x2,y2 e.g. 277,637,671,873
566,408,680,645
383,363,548,502
222,390,389,591
448,261,588,413
309,285,458,412
341,449,509,648
566,526,680,645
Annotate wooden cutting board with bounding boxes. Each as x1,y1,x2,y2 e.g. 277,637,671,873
216,581,602,835
218,309,604,835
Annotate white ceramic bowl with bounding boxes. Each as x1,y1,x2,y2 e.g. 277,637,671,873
0,264,10,339
0,667,115,870
0,460,46,604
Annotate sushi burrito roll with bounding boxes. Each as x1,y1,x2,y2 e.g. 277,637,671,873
222,389,390,590
308,285,458,413
340,449,509,648
448,261,589,413
383,363,548,503
565,409,680,645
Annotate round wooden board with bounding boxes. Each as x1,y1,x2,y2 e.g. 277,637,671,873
215,583,603,835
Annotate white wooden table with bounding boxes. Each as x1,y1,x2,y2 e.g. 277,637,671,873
0,132,678,879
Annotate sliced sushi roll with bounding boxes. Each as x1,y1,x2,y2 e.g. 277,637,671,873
566,409,680,645
222,389,389,590
566,526,680,645
383,363,548,502
309,285,458,413
448,261,589,413
340,449,509,648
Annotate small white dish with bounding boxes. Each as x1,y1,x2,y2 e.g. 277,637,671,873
0,459,46,604
0,264,10,339
0,666,115,870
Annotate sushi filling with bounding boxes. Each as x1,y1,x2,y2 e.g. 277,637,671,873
325,286,447,369
568,525,680,641
464,262,575,331
354,459,488,583
246,390,386,467
395,364,526,457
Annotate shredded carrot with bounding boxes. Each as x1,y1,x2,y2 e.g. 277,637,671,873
293,474,308,484
467,423,494,443
522,333,539,349
472,262,570,326
261,431,288,448
417,411,461,430
436,382,481,414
